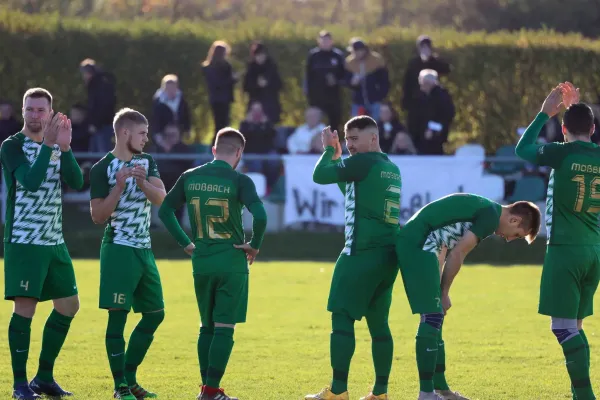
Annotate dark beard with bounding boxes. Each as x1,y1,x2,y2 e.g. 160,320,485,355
26,121,42,133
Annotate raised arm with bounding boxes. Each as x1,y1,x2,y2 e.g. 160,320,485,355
60,150,84,190
313,127,362,185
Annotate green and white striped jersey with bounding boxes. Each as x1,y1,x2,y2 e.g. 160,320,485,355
90,152,160,249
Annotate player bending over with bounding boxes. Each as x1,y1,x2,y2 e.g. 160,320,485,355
1,88,83,399
396,193,540,400
305,116,401,400
90,108,167,400
159,128,267,400
516,82,597,400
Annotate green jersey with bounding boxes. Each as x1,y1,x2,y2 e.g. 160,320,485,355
516,112,600,245
313,146,402,255
160,160,265,274
0,132,83,245
89,152,160,249
401,193,502,256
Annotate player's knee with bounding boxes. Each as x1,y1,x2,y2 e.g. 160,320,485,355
420,313,444,330
13,297,38,318
551,317,579,344
577,319,583,330
200,325,214,335
366,316,391,339
142,309,165,330
53,295,80,317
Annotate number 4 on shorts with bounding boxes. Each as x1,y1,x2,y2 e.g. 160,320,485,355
20,280,29,291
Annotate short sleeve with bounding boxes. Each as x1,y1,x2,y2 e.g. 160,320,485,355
163,174,187,209
89,162,110,200
336,154,370,182
0,139,28,173
239,174,262,208
469,206,500,241
536,142,568,169
147,155,160,179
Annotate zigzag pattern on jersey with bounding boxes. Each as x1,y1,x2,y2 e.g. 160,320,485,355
422,222,473,256
342,182,356,255
11,139,64,245
545,170,554,240
107,157,152,248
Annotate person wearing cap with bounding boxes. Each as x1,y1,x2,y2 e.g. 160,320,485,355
305,30,346,132
344,38,390,120
402,35,451,135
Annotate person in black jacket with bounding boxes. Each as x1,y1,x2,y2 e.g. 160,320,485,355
376,102,412,154
305,31,346,132
0,101,21,143
151,74,191,140
243,42,282,124
80,58,117,152
202,41,238,144
402,35,451,114
410,69,455,155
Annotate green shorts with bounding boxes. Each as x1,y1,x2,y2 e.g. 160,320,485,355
194,272,249,326
99,242,164,313
396,241,443,315
4,242,77,301
327,247,398,321
539,244,600,320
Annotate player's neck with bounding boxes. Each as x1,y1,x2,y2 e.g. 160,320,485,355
22,128,43,143
213,156,235,168
112,145,134,162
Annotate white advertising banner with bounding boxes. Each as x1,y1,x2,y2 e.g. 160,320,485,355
283,155,504,226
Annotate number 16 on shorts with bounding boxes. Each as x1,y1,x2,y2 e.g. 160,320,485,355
113,293,126,305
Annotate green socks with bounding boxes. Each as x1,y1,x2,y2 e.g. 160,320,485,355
330,313,355,395
36,310,74,383
434,327,450,391
416,322,440,393
367,320,393,396
106,310,128,390
9,313,32,388
206,327,235,389
198,326,214,384
125,310,164,386
561,334,595,400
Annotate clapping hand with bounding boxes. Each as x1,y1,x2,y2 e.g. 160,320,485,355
321,126,339,150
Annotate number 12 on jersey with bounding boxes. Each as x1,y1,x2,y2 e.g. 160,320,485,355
191,197,232,239
572,175,600,213
385,185,401,224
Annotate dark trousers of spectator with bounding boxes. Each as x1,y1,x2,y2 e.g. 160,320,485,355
89,125,114,153
210,102,231,143
310,99,341,133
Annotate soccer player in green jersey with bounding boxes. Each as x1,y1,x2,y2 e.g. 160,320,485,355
89,108,167,400
305,116,401,400
396,193,540,400
516,82,598,400
1,88,83,400
158,127,267,400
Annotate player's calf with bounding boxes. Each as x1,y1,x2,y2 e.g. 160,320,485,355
417,313,445,397
551,318,595,400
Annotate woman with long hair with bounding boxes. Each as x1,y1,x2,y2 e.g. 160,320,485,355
202,40,238,143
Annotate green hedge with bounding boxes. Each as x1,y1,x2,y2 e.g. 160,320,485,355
1,10,600,151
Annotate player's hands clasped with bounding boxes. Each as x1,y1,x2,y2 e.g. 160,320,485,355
42,112,63,147
56,114,73,152
115,167,133,190
131,165,147,187
541,81,580,117
321,126,340,151
233,243,259,265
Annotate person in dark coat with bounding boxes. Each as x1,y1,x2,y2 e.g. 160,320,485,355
202,40,238,143
80,58,117,152
0,101,21,143
151,74,191,140
376,102,411,154
243,42,283,124
409,69,455,155
402,35,451,114
304,30,346,132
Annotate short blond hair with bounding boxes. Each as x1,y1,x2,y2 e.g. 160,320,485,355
161,74,178,88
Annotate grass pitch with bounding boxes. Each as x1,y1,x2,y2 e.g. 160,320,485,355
0,260,598,400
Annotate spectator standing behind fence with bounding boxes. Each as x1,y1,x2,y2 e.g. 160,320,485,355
202,40,239,143
287,107,326,154
69,103,90,152
377,102,411,154
345,38,390,119
410,69,455,155
402,35,451,115
152,74,191,141
0,100,21,143
149,123,192,223
305,30,346,132
239,101,279,186
243,42,283,125
80,58,117,152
